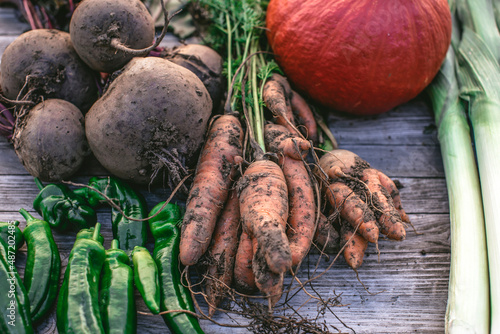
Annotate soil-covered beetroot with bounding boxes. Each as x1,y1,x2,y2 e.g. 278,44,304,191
85,56,212,187
70,0,155,73
165,44,224,111
14,99,90,181
0,29,98,112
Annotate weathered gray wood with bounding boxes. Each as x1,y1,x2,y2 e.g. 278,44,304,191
0,7,29,35
328,98,439,146
0,173,448,216
0,7,452,334
0,7,28,59
1,138,445,178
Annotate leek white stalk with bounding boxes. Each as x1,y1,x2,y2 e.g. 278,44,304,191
457,28,500,333
428,45,489,334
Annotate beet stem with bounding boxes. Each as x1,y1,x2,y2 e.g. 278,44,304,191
109,1,178,56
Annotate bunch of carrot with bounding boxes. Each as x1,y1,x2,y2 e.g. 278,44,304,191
178,79,410,313
178,0,411,314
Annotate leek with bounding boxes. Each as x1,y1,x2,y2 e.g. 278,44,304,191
456,0,500,63
494,0,500,32
427,45,489,334
457,28,500,333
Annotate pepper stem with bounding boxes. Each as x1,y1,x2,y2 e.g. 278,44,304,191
34,177,44,190
19,208,35,224
93,223,101,241
111,239,119,250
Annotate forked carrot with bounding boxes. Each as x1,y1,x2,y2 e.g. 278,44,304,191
324,180,379,245
318,149,407,242
377,171,411,224
360,169,406,241
264,123,316,266
237,157,292,274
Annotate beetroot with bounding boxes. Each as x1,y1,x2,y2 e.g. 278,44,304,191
165,44,225,111
13,99,90,181
69,0,155,73
0,29,98,113
85,56,212,188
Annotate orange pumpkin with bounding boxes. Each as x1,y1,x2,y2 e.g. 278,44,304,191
266,0,452,115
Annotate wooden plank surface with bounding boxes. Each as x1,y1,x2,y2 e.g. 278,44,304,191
0,6,450,334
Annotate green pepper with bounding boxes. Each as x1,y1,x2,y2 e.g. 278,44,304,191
74,176,148,253
33,178,97,231
0,221,24,252
100,239,137,334
75,225,105,244
149,202,204,334
19,209,61,324
132,246,160,314
0,237,33,333
56,223,106,334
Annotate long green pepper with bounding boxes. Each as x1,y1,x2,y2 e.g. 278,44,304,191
0,221,24,252
0,232,33,333
132,246,160,314
74,176,148,253
99,239,137,334
149,202,204,334
56,223,106,334
19,209,61,324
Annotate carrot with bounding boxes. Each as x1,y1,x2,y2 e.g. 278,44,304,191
318,149,407,242
180,114,244,266
237,157,292,274
341,222,368,270
324,180,379,244
377,171,411,224
252,236,284,307
233,231,257,294
314,211,339,254
264,123,316,266
264,123,310,160
290,90,318,143
262,73,296,133
360,169,406,241
204,189,241,317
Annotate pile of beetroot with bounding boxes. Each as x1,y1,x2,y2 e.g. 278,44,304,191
0,0,220,187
